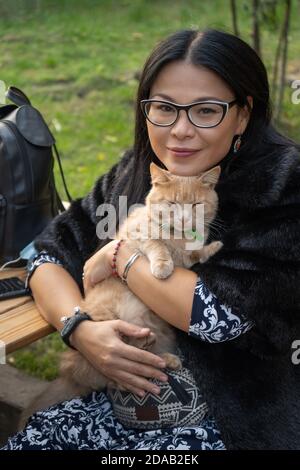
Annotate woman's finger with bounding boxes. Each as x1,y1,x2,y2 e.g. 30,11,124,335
120,341,167,369
83,268,95,293
107,355,168,383
112,380,146,398
110,369,162,395
114,320,168,368
114,319,151,338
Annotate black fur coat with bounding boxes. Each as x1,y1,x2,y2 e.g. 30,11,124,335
35,144,300,450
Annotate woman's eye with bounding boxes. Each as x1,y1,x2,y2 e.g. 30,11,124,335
198,107,215,114
159,105,174,112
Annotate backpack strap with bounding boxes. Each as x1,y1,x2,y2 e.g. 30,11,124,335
53,144,73,204
5,86,31,106
55,187,67,213
6,86,73,206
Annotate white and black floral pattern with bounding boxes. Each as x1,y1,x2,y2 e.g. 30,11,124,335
2,392,225,450
25,250,63,291
4,253,253,450
189,277,254,342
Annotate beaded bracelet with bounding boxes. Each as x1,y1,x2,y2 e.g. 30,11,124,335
111,239,124,278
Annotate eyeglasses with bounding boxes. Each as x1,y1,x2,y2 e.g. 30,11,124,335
140,98,238,128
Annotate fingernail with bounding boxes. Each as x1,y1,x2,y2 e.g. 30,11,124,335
159,375,168,382
138,391,145,397
151,387,160,395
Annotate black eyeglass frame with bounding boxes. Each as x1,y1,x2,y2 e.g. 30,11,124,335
140,98,239,128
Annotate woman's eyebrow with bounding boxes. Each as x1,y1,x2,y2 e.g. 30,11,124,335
150,93,221,102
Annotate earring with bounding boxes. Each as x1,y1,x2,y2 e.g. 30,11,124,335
233,135,242,153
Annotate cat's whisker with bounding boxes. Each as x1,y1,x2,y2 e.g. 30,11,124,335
208,219,227,232
209,220,224,228
210,224,224,234
208,217,226,229
204,224,224,239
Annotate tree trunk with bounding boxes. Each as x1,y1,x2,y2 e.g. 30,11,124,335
252,0,262,58
274,0,291,123
230,0,240,36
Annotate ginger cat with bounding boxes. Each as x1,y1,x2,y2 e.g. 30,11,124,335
20,162,223,427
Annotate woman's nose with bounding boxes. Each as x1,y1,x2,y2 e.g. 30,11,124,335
170,110,196,138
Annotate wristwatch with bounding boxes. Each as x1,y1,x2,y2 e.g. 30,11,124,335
60,306,92,349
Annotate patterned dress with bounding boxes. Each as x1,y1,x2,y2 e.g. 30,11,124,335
2,252,254,450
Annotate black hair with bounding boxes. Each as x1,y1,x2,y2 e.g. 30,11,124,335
121,28,299,211
96,28,299,251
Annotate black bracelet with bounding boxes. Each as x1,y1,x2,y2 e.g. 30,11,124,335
60,306,92,349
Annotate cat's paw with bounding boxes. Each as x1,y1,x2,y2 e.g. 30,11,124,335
199,241,223,263
199,252,210,263
213,240,223,251
151,259,174,279
160,353,182,370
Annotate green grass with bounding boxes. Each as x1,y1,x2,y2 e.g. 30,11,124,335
2,0,300,380
8,333,66,381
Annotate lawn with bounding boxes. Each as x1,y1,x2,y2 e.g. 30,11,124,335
1,0,300,380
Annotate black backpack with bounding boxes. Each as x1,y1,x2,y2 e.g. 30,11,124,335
0,86,72,267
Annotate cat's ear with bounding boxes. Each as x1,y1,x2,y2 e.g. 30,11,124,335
198,165,221,189
150,162,172,184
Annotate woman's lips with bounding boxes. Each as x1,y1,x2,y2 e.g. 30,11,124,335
168,148,201,157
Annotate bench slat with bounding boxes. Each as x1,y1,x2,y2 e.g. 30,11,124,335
0,268,54,354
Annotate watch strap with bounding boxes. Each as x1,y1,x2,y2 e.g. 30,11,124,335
60,312,92,349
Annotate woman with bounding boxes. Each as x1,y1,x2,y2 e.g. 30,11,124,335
3,28,300,450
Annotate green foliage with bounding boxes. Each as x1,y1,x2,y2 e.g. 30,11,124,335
242,0,285,31
7,333,66,380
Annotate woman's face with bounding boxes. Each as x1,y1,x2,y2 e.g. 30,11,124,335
146,60,252,176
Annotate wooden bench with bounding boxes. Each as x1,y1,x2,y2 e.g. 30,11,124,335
0,202,71,355
0,268,54,445
0,267,54,355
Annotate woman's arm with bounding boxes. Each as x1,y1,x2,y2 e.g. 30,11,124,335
83,239,199,332
188,277,254,342
116,243,198,332
114,243,254,338
84,240,254,343
29,262,84,332
29,260,169,397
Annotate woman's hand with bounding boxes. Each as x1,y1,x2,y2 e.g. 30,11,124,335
70,318,169,397
82,239,136,292
82,240,118,292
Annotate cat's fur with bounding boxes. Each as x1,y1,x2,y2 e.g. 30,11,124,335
19,162,222,428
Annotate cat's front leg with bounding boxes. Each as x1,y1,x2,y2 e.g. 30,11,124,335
187,241,223,266
198,240,223,263
160,353,182,370
140,240,174,279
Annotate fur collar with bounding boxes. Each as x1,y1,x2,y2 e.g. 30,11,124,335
218,145,300,209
